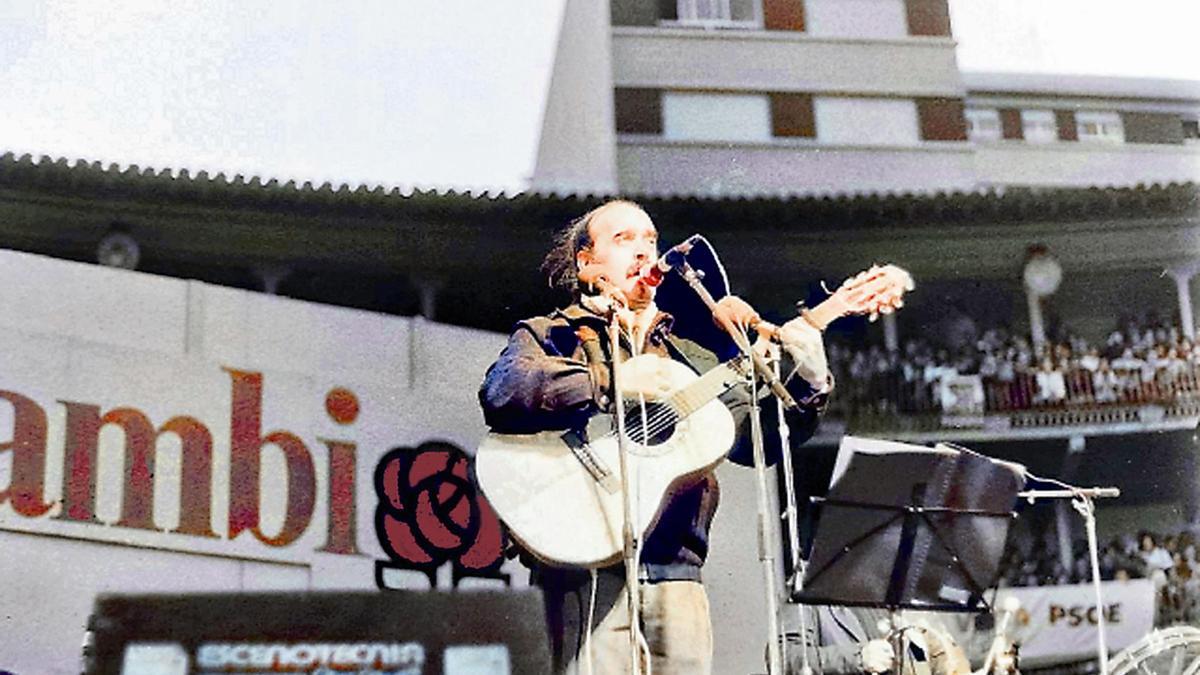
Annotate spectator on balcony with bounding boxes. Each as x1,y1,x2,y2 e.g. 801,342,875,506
1034,358,1066,404
1111,348,1143,373
1093,359,1121,404
1079,347,1102,372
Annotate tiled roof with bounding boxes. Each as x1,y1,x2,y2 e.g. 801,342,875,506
1,151,1196,226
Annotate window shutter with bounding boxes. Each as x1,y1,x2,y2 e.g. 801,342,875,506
1055,110,1078,141
905,0,952,36
614,88,663,134
763,0,805,31
770,93,816,138
999,109,1024,140
917,98,967,141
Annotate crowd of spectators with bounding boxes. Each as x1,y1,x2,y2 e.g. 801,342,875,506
825,317,1200,419
997,529,1200,626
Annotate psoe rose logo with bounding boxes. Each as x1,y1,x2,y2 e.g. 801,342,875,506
373,440,507,588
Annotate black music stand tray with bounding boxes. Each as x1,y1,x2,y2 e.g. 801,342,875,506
793,438,1025,612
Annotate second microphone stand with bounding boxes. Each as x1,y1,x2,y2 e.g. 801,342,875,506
672,257,800,675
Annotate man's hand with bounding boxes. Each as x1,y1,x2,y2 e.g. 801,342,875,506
712,295,761,337
860,639,895,674
778,316,829,387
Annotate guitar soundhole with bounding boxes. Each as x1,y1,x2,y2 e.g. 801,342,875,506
623,401,677,447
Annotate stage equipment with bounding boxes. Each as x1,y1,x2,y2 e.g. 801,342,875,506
84,590,551,675
1109,626,1200,675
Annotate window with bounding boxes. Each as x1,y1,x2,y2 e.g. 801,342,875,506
814,97,920,146
1021,110,1057,144
662,92,772,142
672,0,760,27
807,0,906,38
965,108,1001,142
1076,111,1124,144
1122,112,1186,144
1184,119,1200,143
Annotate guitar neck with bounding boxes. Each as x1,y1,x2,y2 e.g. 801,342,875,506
803,294,851,331
667,359,747,418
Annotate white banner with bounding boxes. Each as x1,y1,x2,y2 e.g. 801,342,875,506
939,374,985,423
936,581,1157,667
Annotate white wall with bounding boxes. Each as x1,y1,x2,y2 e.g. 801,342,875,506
663,91,772,142
0,250,513,674
530,0,619,194
814,96,921,146
0,249,788,675
618,139,977,196
973,142,1200,187
806,0,908,39
612,28,963,98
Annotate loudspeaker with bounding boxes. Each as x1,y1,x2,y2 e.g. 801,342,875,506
84,590,551,675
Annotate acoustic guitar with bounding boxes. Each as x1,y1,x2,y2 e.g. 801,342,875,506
476,264,914,568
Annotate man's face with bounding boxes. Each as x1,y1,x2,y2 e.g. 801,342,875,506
577,203,659,307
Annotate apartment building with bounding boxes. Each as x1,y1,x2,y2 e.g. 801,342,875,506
531,0,1200,196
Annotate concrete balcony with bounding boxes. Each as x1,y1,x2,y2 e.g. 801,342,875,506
612,26,962,96
616,136,976,196
974,141,1200,189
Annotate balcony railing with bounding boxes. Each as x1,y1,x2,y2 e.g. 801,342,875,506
828,363,1200,434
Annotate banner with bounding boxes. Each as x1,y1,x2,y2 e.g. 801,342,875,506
938,580,1156,667
939,374,985,426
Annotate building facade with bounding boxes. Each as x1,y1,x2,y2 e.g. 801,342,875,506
531,0,1200,197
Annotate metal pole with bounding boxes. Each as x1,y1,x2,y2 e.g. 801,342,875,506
1026,286,1047,353
1075,495,1109,674
1172,270,1195,341
608,316,643,675
746,369,784,675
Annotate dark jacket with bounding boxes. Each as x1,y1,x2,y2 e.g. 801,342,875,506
478,303,826,581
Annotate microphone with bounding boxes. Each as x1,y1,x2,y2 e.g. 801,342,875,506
639,235,700,287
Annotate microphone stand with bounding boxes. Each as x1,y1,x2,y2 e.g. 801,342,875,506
1018,485,1120,674
609,310,644,675
581,272,644,675
671,257,788,675
773,346,815,675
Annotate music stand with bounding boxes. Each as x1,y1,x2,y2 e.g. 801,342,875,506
794,437,1025,613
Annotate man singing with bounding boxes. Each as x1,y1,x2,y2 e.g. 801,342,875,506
479,200,832,674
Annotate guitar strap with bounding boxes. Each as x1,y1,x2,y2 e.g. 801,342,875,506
663,336,700,375
574,324,612,407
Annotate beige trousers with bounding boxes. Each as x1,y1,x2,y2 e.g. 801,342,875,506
541,570,713,675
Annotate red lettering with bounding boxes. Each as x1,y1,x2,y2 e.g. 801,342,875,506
0,390,53,517
317,439,360,555
55,403,217,536
226,369,315,547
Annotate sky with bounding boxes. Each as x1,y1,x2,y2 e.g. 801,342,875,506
0,1,565,193
0,0,1196,193
950,0,1200,80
